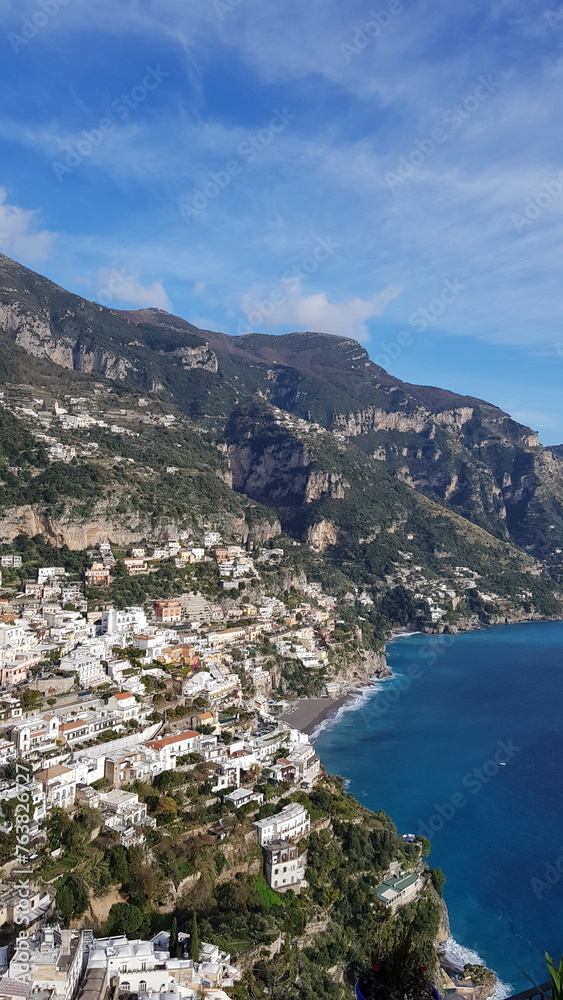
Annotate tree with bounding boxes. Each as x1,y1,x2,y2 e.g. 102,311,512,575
155,796,179,823
76,806,102,833
416,836,431,858
55,883,74,926
169,916,179,959
66,875,89,916
430,868,446,896
190,909,200,961
108,902,144,935
108,844,130,885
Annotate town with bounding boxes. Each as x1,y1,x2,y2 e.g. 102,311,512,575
0,529,451,1000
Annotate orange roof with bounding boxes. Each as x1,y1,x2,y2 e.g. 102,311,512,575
113,692,134,700
197,712,214,721
146,730,199,751
60,720,84,732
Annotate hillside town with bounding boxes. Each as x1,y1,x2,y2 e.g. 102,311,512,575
0,530,500,1000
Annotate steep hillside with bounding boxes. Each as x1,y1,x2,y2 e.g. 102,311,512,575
0,252,562,616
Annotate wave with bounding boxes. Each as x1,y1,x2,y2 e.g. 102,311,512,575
310,674,394,743
441,936,513,1000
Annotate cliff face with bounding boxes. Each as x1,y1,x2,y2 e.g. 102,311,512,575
0,502,280,551
0,301,131,378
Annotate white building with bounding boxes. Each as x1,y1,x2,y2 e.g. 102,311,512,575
253,803,310,846
8,926,86,1000
101,607,148,639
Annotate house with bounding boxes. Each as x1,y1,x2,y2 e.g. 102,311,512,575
279,743,320,789
98,789,155,846
122,558,149,577
0,556,22,569
35,764,76,809
253,803,310,846
101,607,147,638
374,865,425,913
202,531,221,547
107,691,139,722
145,730,199,767
263,840,307,892
9,715,60,754
37,567,67,584
207,627,247,646
85,564,112,587
153,599,182,623
0,662,30,686
224,787,263,809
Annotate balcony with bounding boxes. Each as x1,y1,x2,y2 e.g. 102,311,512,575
356,983,553,1000
505,986,552,1000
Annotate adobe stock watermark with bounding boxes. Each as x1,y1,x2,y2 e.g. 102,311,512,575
374,278,466,369
97,269,134,305
10,762,33,987
7,0,74,54
511,171,563,233
180,108,295,223
362,634,457,725
51,65,169,182
385,75,500,190
531,846,563,899
235,236,339,336
417,738,521,838
340,1,408,62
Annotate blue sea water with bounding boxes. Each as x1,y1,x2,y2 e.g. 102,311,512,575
314,622,563,995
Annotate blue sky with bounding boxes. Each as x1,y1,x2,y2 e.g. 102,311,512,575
1,0,563,441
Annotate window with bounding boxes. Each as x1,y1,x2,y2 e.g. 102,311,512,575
121,984,130,992
141,962,147,972
139,982,147,993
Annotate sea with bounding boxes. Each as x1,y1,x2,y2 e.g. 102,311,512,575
314,622,563,996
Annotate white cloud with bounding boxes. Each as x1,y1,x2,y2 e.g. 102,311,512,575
0,188,55,261
241,281,401,341
96,268,172,311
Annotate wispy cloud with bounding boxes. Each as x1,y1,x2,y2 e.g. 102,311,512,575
241,281,401,341
96,267,172,310
0,189,55,261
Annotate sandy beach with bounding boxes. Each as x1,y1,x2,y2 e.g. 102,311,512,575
278,695,350,736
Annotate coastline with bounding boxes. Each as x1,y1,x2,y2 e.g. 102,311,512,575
310,622,562,1000
278,695,351,736
278,632,419,739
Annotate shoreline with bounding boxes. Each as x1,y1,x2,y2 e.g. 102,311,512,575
280,617,563,742
278,694,351,737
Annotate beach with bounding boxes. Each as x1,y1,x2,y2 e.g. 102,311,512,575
278,695,350,736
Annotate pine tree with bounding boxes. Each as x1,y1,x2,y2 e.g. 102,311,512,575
169,916,178,959
190,909,200,962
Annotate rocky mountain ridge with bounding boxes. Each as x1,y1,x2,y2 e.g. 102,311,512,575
0,252,562,621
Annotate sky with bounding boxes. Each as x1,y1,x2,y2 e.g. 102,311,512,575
1,0,563,442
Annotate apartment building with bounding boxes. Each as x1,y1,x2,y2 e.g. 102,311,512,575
253,803,310,846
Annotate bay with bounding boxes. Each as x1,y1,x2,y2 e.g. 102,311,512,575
315,622,563,994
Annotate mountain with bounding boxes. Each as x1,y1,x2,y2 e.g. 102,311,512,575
0,252,562,621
